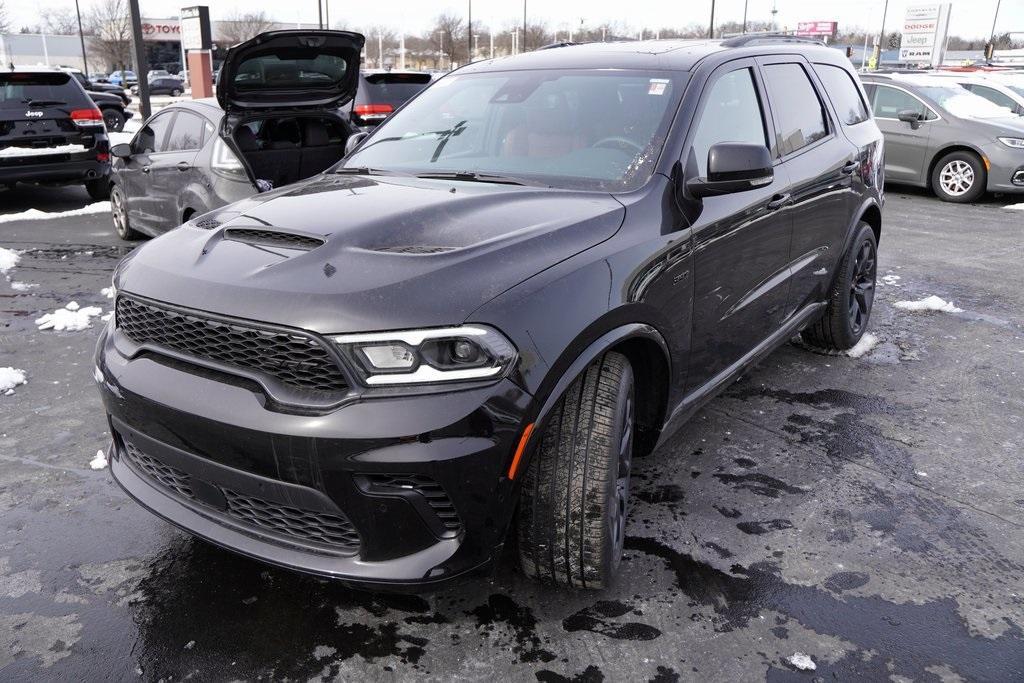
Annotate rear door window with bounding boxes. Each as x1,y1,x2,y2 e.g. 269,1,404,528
813,64,870,125
689,67,768,176
963,84,1018,112
165,111,206,151
762,63,829,155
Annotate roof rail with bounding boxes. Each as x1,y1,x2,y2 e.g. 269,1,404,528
721,33,825,48
537,41,585,50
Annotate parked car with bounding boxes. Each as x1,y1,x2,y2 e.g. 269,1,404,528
147,69,172,82
107,32,363,239
349,71,432,128
62,68,132,105
131,78,185,97
97,33,883,590
861,73,1024,202
925,71,1024,116
0,67,111,198
108,70,137,87
86,89,133,132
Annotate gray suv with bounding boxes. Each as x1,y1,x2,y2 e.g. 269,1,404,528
861,73,1024,202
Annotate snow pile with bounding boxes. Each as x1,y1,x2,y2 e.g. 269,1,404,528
0,367,28,395
893,295,962,313
1002,203,1024,211
101,287,115,299
0,247,20,274
787,653,816,671
0,144,89,158
0,202,111,224
880,274,901,286
10,281,38,291
846,333,879,358
107,131,134,146
35,301,105,331
89,450,108,470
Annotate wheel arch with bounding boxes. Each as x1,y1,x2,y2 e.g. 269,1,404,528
927,144,987,191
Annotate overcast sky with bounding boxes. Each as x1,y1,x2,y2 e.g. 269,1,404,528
10,0,1023,40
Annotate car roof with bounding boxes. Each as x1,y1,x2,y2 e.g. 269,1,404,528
457,37,845,74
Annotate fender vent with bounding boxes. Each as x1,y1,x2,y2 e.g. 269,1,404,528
191,217,221,229
224,228,324,250
372,245,455,255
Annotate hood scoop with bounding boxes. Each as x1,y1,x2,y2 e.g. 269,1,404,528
223,228,325,251
371,245,456,255
191,216,222,230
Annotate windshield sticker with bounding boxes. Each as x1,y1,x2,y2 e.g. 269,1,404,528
648,78,669,95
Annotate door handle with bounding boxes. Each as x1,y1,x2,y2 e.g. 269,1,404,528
176,161,191,171
766,193,791,211
841,160,859,174
141,166,150,173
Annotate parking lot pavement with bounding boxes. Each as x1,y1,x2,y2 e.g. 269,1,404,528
1,185,1022,681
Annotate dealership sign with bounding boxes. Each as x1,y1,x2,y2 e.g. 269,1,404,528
140,20,181,41
899,3,952,66
796,21,837,37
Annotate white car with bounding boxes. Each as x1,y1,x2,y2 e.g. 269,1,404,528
930,71,1024,116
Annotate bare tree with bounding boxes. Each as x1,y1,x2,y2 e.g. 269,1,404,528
86,0,132,72
219,11,275,46
0,1,10,34
430,13,465,68
40,7,81,35
362,25,397,68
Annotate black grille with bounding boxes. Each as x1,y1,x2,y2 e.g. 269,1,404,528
366,474,462,532
191,216,221,229
123,440,193,498
120,438,360,554
224,228,324,250
373,245,454,254
115,296,349,393
222,489,361,550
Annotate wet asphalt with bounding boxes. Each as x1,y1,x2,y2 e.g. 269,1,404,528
1,184,1022,682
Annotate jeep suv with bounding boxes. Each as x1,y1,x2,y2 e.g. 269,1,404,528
1,68,111,198
96,34,883,590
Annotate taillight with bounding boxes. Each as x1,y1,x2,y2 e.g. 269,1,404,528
354,103,394,120
96,153,110,162
70,108,104,127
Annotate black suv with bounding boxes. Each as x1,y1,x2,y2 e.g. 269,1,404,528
96,34,883,590
1,68,111,198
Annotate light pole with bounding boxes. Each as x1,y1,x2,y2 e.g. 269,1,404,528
74,0,88,78
708,0,716,39
875,0,890,70
317,0,322,29
468,0,473,64
988,0,1003,52
523,0,527,52
742,0,749,34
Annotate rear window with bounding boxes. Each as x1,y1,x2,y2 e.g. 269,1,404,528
813,64,870,125
232,54,349,91
0,72,90,110
360,73,432,106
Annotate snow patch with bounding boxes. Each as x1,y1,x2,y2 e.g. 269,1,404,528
845,333,879,358
0,144,88,158
0,367,28,394
893,295,962,313
788,653,816,671
313,645,337,660
1002,203,1024,210
812,267,827,276
0,247,20,274
881,274,902,286
10,281,38,291
35,302,104,331
89,450,108,470
101,287,115,299
0,202,111,224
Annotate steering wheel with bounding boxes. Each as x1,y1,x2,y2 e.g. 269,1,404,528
592,137,645,154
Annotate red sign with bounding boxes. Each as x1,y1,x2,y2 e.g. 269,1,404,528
796,21,837,37
140,20,181,41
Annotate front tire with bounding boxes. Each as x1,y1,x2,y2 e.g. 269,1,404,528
801,222,877,351
171,88,183,97
102,108,125,132
516,352,635,589
931,151,986,203
85,177,110,200
110,184,142,240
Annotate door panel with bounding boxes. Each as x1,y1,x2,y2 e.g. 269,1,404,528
684,61,794,393
868,84,932,182
148,111,207,232
124,111,174,233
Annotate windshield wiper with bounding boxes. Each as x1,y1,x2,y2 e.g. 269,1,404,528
415,171,544,187
334,166,409,177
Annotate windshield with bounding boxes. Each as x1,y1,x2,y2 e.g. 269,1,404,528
345,69,687,191
915,84,1015,119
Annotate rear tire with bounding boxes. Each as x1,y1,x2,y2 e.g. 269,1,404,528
110,184,142,240
102,108,125,132
171,88,183,97
801,222,877,351
85,178,110,201
931,150,986,203
516,352,635,589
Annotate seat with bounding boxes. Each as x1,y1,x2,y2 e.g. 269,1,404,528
259,119,302,186
300,119,345,177
502,94,580,159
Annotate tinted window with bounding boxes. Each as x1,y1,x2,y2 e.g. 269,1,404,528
0,72,91,109
359,73,432,107
233,54,349,90
871,85,928,119
965,84,1017,111
814,64,870,125
135,112,173,153
689,68,767,175
762,63,829,155
165,111,205,151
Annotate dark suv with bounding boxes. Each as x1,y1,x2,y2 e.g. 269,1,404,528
96,34,883,590
1,68,111,198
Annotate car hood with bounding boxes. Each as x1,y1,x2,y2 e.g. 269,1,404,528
118,174,625,333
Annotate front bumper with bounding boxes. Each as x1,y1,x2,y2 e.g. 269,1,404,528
95,322,533,589
982,143,1024,193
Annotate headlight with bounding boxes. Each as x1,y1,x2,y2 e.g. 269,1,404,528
334,325,517,386
997,137,1024,149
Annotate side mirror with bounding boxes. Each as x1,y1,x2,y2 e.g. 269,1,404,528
345,131,369,156
110,143,132,159
686,142,773,198
897,109,922,129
